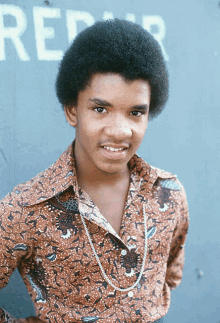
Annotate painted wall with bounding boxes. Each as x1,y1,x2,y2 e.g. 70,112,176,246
0,0,219,322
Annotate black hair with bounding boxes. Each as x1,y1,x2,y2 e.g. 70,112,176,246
55,19,169,119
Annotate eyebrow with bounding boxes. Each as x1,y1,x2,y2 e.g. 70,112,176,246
89,98,112,107
132,105,149,112
89,98,149,111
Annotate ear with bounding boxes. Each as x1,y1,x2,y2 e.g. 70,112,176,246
64,105,77,127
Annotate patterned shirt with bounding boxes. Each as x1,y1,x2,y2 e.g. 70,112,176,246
0,141,189,323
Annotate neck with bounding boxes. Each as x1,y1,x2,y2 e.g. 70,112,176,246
76,164,130,189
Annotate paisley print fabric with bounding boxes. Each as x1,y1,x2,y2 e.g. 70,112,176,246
0,141,189,323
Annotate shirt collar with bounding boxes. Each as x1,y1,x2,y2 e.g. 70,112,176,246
20,141,175,207
127,153,176,194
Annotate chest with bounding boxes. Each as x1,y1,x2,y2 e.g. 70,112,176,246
84,189,128,235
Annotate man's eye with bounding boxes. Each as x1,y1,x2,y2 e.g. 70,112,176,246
94,107,106,113
131,110,143,117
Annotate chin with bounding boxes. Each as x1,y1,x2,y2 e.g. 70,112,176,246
100,164,125,175
102,169,120,175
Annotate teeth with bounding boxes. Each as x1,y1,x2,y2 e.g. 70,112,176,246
103,146,124,152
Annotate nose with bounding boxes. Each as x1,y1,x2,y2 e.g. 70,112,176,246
104,115,132,140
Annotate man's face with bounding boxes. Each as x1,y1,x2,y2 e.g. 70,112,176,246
65,73,151,176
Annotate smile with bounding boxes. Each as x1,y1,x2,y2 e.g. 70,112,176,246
103,146,125,152
101,146,128,161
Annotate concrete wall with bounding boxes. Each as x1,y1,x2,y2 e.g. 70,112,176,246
0,0,220,322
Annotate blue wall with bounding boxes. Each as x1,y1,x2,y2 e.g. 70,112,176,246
0,0,220,322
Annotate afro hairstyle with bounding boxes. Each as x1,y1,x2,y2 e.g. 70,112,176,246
55,18,169,119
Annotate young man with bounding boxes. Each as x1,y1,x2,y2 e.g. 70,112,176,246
0,19,189,323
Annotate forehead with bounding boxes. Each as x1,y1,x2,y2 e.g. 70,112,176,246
80,73,151,104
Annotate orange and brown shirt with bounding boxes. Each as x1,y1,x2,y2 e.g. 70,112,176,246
0,142,189,323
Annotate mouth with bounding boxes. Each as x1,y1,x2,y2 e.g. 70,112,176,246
100,146,128,160
103,146,126,152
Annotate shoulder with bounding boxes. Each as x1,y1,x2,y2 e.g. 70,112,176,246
0,144,76,213
0,157,60,219
148,163,188,206
131,154,187,202
148,164,189,227
0,171,42,218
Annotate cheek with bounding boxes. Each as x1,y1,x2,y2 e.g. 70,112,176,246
77,119,99,139
134,121,148,138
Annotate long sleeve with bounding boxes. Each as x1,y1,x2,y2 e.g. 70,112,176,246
165,182,189,290
0,191,33,322
0,308,26,323
0,191,32,288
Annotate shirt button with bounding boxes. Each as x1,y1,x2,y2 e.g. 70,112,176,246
121,249,127,256
128,291,134,297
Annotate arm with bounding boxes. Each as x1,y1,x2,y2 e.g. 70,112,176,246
0,192,41,323
0,309,43,323
165,182,189,290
